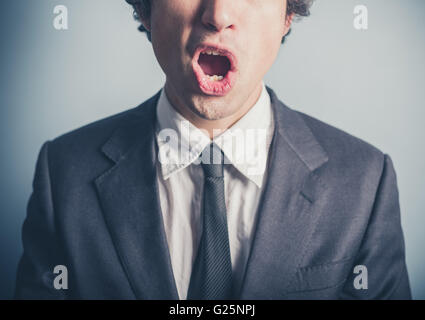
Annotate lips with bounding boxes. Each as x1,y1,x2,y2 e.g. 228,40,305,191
192,44,238,96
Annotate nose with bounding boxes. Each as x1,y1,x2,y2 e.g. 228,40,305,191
201,0,235,32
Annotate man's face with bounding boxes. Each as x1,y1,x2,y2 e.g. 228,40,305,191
143,0,291,120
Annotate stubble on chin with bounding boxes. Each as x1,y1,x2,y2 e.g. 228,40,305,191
189,100,228,121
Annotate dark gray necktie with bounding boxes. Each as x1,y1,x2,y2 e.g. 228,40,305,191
187,143,233,300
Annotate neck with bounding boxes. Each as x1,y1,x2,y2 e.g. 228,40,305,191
164,82,263,139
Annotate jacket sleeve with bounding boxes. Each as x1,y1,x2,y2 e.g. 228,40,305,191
14,142,68,299
339,154,412,299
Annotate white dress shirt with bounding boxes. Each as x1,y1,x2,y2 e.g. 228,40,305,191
155,83,275,299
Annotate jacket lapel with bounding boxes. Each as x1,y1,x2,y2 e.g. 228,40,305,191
239,88,329,299
94,91,179,299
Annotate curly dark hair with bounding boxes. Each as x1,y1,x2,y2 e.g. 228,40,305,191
125,0,314,44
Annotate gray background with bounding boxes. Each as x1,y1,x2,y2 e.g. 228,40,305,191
1,0,424,299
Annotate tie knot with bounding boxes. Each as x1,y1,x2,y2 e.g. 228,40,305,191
200,143,224,178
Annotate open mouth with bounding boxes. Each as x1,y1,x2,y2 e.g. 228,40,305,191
198,50,231,81
192,45,237,96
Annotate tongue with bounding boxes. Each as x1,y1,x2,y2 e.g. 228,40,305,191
198,54,230,76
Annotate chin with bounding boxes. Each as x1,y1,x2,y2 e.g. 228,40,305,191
191,100,230,121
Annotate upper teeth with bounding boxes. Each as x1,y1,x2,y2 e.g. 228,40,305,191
202,50,221,56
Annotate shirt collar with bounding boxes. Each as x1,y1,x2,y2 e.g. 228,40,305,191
155,83,274,188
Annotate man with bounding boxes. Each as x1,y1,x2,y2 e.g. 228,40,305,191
15,0,411,299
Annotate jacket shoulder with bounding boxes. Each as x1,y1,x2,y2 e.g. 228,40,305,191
42,93,159,179
299,111,385,160
295,111,387,181
51,106,140,149
48,93,158,155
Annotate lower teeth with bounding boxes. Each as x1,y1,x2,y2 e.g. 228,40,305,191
206,75,224,81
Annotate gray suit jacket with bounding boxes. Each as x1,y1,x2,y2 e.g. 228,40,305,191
15,87,411,299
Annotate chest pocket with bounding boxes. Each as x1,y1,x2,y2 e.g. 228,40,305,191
287,257,354,294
